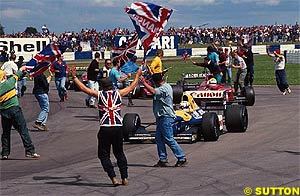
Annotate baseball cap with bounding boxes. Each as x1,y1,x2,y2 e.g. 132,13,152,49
100,77,114,90
0,70,6,81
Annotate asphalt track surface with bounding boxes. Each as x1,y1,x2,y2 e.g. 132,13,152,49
1,83,299,196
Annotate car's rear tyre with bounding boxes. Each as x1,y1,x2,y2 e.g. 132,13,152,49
172,85,183,104
225,105,248,132
123,113,141,141
201,112,220,141
243,86,255,106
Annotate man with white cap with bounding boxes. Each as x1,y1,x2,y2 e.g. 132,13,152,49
0,67,40,160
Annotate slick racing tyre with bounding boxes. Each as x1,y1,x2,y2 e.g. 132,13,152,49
123,113,141,142
225,105,248,132
201,112,220,141
244,86,255,106
172,85,183,104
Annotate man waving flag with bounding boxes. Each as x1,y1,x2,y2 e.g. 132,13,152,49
125,2,173,60
26,43,66,77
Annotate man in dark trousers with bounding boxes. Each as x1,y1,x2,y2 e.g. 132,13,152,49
85,52,100,107
241,45,254,86
70,66,142,186
0,67,40,160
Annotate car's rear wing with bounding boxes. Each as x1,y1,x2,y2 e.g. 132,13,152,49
181,73,207,79
177,73,207,91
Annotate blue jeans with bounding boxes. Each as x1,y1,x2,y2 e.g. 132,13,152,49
155,117,186,162
34,93,49,125
86,80,99,106
227,67,232,84
55,77,67,100
17,78,27,97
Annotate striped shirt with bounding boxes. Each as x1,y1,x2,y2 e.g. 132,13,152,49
0,71,22,110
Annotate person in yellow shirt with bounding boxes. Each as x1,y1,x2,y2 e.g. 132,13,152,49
150,49,164,74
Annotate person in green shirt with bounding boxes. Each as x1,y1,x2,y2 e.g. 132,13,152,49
0,67,40,160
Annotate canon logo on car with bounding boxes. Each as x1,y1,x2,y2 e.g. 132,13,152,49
189,91,224,98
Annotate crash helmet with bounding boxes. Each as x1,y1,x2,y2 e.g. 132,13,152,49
208,77,217,86
180,101,191,112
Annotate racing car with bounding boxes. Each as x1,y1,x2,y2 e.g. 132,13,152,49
172,73,250,133
173,73,255,107
123,93,224,143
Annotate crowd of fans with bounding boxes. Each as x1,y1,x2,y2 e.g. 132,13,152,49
1,23,299,52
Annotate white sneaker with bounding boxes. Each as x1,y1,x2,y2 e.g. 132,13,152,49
282,91,287,95
287,88,292,94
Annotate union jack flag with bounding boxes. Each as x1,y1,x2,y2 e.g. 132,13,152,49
98,90,123,126
125,2,173,60
115,35,139,66
26,42,66,77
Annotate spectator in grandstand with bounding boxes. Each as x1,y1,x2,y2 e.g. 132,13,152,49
109,58,128,89
85,52,100,107
0,46,9,62
0,67,40,160
69,66,143,186
150,49,164,74
3,23,299,51
266,46,291,95
41,24,49,35
100,45,106,59
120,55,140,106
50,54,68,102
241,45,254,86
32,73,51,131
230,50,247,95
139,72,188,167
192,57,223,84
16,56,27,97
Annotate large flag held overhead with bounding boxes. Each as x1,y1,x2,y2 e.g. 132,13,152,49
115,34,139,66
26,43,66,77
125,2,173,60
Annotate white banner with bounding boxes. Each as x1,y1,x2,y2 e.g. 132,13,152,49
0,38,50,61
